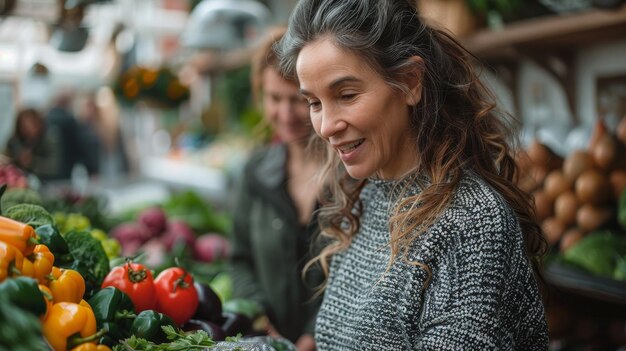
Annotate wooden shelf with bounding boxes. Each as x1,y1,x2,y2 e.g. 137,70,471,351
462,6,626,60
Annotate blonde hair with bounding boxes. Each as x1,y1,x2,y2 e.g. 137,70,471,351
250,26,289,108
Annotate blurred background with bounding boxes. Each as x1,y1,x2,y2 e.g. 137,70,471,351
1,1,626,350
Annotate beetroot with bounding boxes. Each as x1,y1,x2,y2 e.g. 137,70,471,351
141,238,168,268
110,222,152,256
162,219,196,251
194,234,230,263
138,207,168,237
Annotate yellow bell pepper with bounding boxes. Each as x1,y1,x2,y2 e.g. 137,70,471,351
0,241,24,281
31,244,55,284
42,302,102,351
79,299,92,310
69,343,112,351
48,267,85,303
21,257,35,278
0,215,38,255
39,284,54,321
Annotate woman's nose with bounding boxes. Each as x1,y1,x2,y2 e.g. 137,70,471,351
319,107,347,138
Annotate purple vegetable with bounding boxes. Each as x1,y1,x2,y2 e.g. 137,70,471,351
137,207,168,237
110,222,152,256
161,219,196,251
221,311,252,337
183,319,226,341
193,281,223,323
194,234,230,263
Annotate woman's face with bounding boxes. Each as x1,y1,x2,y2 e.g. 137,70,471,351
18,113,43,141
262,67,311,144
297,38,418,180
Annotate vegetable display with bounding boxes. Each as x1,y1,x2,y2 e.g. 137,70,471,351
153,266,199,326
130,310,177,344
88,287,136,346
0,184,297,350
0,293,48,351
0,215,38,254
101,262,157,313
49,267,86,303
0,240,25,281
61,230,110,298
42,301,101,351
0,276,47,316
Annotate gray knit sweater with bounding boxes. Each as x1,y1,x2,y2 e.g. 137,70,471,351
315,172,548,350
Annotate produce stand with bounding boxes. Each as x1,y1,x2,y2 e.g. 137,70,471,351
452,3,626,349
545,260,626,305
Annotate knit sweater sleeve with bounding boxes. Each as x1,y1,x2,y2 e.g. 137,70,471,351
416,204,517,350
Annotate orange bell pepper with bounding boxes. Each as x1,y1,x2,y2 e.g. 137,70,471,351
0,215,38,255
42,302,103,351
39,284,54,321
69,342,112,351
0,241,24,281
31,244,54,283
21,256,35,278
48,267,85,303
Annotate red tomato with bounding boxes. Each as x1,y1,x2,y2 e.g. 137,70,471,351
101,262,157,312
154,267,199,326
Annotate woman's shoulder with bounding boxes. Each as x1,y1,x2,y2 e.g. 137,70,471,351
418,172,520,259
244,143,286,170
240,143,287,191
450,171,514,221
242,144,287,178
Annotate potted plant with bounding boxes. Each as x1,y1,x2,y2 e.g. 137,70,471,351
465,0,521,28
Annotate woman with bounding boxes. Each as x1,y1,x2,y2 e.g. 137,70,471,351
276,0,548,349
6,108,60,180
229,27,322,351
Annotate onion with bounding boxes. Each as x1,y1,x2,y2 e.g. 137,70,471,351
563,150,595,183
575,169,611,206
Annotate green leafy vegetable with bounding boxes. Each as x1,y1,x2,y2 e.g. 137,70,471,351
563,231,626,278
0,188,42,212
0,293,48,351
162,191,231,235
60,230,110,298
113,326,215,351
3,203,54,228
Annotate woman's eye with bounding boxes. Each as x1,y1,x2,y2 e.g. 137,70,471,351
340,93,357,101
307,100,321,109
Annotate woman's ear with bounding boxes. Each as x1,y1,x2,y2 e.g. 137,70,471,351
403,56,424,106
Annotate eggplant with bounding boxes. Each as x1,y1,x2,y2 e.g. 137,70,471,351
221,311,253,337
193,282,223,323
183,319,226,341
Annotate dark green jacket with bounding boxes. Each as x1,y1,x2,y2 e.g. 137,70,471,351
229,144,323,342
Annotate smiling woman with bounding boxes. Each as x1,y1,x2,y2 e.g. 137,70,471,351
228,27,323,351
297,38,421,180
276,0,549,350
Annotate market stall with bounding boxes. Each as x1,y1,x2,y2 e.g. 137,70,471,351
1,0,626,349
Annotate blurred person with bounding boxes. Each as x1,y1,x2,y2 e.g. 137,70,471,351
229,27,323,351
5,108,61,180
75,93,129,178
76,95,101,175
44,91,86,180
276,0,548,349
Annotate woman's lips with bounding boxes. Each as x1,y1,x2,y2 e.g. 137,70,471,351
337,139,365,154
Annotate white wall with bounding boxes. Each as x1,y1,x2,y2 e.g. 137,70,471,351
576,39,626,130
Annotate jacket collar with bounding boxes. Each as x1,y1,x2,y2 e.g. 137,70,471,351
250,143,287,190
